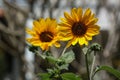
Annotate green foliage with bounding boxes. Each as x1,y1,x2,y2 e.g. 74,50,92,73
93,66,120,79
37,50,77,80
30,43,120,80
46,56,58,64
38,72,82,80
61,73,82,80
38,73,51,80
60,50,75,64
45,50,75,70
56,50,75,70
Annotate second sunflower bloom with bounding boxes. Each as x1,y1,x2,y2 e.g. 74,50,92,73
59,8,100,47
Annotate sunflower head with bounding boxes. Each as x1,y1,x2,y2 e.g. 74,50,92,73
26,18,60,51
59,8,100,47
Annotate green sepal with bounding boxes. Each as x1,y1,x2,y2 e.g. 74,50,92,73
89,43,102,51
28,45,38,53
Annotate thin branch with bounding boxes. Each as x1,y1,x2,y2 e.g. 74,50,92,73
0,41,18,56
3,0,28,16
0,23,24,36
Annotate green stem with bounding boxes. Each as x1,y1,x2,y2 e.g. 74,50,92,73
61,46,67,56
35,50,46,59
90,52,96,80
85,54,90,80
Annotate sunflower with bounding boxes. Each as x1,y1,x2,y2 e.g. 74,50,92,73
59,8,100,47
26,18,60,51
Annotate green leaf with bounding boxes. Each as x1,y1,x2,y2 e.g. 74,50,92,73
93,66,120,79
46,56,58,64
47,69,54,74
82,47,88,55
61,73,82,80
38,73,51,80
57,64,69,70
60,50,75,64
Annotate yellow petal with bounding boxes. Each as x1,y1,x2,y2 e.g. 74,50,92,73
54,42,60,47
88,29,99,33
66,39,73,48
84,34,92,40
58,26,70,31
87,27,99,33
86,30,99,36
60,33,73,41
72,38,78,45
89,13,95,20
71,8,79,22
78,37,86,45
27,38,41,46
41,43,49,51
84,40,88,45
51,19,57,28
26,28,36,36
60,17,73,26
82,8,91,22
46,18,51,22
33,21,40,28
77,8,83,21
84,13,94,24
84,14,95,24
86,18,98,26
33,21,42,33
31,41,40,46
46,18,51,26
88,25,100,31
39,18,46,28
46,18,56,29
26,37,39,42
59,23,72,28
64,12,73,22
60,17,67,22
47,19,57,31
33,27,40,34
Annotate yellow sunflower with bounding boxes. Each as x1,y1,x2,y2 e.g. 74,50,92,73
59,8,100,47
26,18,60,51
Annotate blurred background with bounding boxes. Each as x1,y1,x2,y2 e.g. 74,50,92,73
0,0,120,80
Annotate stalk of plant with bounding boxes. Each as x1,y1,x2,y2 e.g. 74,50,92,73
90,52,96,80
85,53,90,80
61,46,67,56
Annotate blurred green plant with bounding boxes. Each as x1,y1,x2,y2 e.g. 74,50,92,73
28,43,120,80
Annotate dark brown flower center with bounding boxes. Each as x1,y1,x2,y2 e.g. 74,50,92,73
72,22,87,36
39,32,53,42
